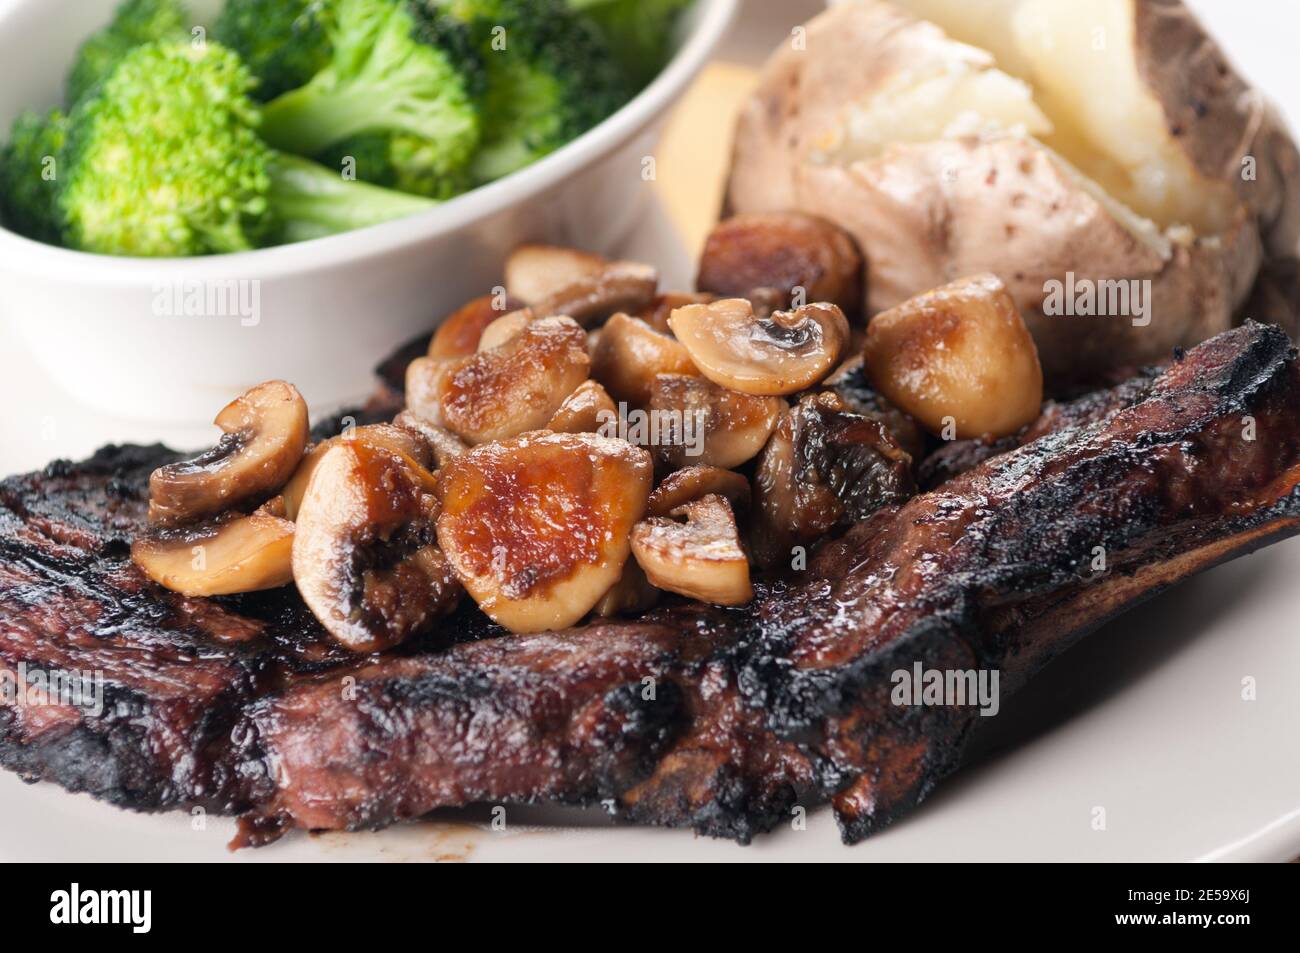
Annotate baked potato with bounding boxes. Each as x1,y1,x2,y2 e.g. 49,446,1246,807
726,0,1300,387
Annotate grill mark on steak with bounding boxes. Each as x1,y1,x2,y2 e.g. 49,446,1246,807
2,323,1299,848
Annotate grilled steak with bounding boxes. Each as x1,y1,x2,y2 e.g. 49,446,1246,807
917,365,1163,488
2,322,1299,847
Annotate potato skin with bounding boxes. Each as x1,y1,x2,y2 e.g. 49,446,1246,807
796,137,1261,388
726,0,1299,389
1133,0,1300,257
725,0,932,219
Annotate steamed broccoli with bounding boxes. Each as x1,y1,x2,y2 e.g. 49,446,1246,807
56,41,435,257
65,0,190,105
442,0,630,183
215,1,469,199
0,109,68,243
214,0,336,102
319,130,475,200
267,148,439,244
568,0,691,89
260,0,482,194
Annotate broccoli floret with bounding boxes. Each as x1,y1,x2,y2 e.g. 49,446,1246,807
443,0,630,183
60,41,274,254
214,0,336,102
319,131,474,200
0,109,68,244
65,0,190,105
568,0,690,89
221,0,477,199
57,41,435,257
260,0,482,199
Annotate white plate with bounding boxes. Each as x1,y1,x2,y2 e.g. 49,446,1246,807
2,0,1299,863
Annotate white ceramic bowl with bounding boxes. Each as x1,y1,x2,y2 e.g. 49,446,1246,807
0,0,737,421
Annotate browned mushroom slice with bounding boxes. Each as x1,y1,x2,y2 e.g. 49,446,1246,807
148,381,309,527
292,442,460,653
505,244,609,305
532,261,660,328
132,510,295,597
646,465,751,518
697,212,864,317
405,315,591,444
503,244,659,326
649,373,785,471
436,431,653,634
547,380,618,434
591,559,660,618
752,393,915,568
636,292,715,335
428,293,524,360
392,410,468,466
631,494,752,606
863,274,1043,439
821,355,928,462
281,423,434,521
476,308,534,352
590,312,698,407
668,298,849,396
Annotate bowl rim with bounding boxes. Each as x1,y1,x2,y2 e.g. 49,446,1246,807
0,0,738,281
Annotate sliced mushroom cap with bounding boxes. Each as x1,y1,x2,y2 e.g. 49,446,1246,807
631,494,752,606
821,355,928,462
428,293,524,360
646,465,751,518
392,410,468,466
436,431,653,634
649,373,785,471
282,423,433,521
292,442,460,653
531,261,659,328
636,292,715,335
590,312,698,407
697,212,864,317
547,380,618,434
405,315,591,445
132,510,295,597
591,559,660,618
148,381,309,527
752,393,915,567
505,244,609,305
504,244,659,326
668,298,850,396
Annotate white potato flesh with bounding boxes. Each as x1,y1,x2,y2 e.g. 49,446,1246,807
824,53,1050,164
885,0,1234,234
1015,0,1233,233
882,0,1041,79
